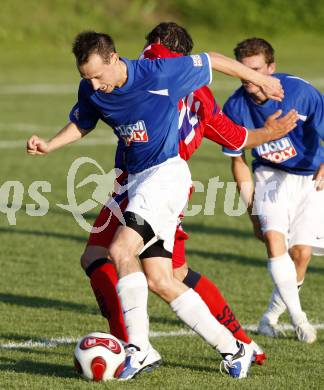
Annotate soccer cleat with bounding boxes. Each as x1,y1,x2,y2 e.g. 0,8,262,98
118,343,162,380
295,317,317,344
220,341,254,379
257,317,286,338
250,341,267,366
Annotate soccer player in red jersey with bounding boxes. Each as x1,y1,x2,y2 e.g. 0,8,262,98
81,22,297,365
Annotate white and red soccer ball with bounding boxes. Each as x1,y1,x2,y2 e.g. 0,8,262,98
74,332,125,381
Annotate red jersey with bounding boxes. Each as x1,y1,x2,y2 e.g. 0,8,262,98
142,43,248,161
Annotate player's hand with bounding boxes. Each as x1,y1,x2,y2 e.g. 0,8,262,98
313,163,324,191
26,135,50,155
264,109,298,140
259,75,284,102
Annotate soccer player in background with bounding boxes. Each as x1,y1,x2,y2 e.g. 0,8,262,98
27,30,286,379
80,22,298,371
223,37,324,343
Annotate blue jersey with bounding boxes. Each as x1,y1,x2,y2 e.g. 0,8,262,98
70,54,212,174
223,73,324,175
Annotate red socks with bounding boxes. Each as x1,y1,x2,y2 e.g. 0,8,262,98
87,259,128,343
184,269,252,344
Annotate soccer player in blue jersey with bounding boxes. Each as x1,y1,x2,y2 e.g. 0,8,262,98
223,38,324,343
27,31,285,379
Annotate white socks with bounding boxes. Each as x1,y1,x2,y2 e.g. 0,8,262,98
170,288,238,355
117,275,241,356
267,253,303,325
263,286,287,323
264,280,304,324
117,272,150,351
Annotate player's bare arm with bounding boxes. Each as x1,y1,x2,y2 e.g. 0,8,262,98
245,109,298,148
27,121,88,155
208,52,284,102
313,163,324,191
231,155,263,241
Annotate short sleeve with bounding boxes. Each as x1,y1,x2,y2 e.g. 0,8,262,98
222,146,244,157
156,53,212,104
69,82,100,131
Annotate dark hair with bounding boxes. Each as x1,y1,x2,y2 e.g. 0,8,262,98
72,31,116,66
234,37,275,64
145,22,193,55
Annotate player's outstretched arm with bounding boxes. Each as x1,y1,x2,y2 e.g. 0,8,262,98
245,109,298,149
208,52,284,102
26,121,87,155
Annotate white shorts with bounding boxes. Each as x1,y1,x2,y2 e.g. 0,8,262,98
126,155,191,253
253,166,324,255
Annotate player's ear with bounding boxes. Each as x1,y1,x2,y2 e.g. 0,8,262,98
110,52,118,64
268,62,276,74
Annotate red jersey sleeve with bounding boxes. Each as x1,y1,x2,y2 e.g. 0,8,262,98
204,108,248,150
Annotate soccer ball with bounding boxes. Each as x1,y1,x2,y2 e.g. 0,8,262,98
74,332,125,381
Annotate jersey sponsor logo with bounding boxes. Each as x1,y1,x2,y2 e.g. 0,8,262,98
256,137,297,163
191,54,203,67
115,120,148,146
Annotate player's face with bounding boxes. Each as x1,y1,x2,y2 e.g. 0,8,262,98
240,54,276,103
78,53,125,93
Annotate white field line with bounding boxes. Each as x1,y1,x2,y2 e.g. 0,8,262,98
0,84,77,95
0,123,110,134
1,78,324,95
0,137,116,149
1,323,323,350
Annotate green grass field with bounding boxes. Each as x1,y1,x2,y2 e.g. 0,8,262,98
0,30,324,390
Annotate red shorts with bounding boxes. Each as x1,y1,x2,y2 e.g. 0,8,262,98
87,198,189,269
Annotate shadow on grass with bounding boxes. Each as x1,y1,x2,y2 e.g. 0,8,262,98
0,356,76,379
0,227,86,243
186,249,324,274
162,359,216,374
0,293,96,314
184,223,255,239
187,248,264,268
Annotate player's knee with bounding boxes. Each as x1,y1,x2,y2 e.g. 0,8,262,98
80,246,108,271
107,242,132,268
147,274,173,298
80,253,90,271
290,245,312,266
263,230,286,257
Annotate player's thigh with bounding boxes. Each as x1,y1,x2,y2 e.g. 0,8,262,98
87,197,128,244
108,224,144,261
